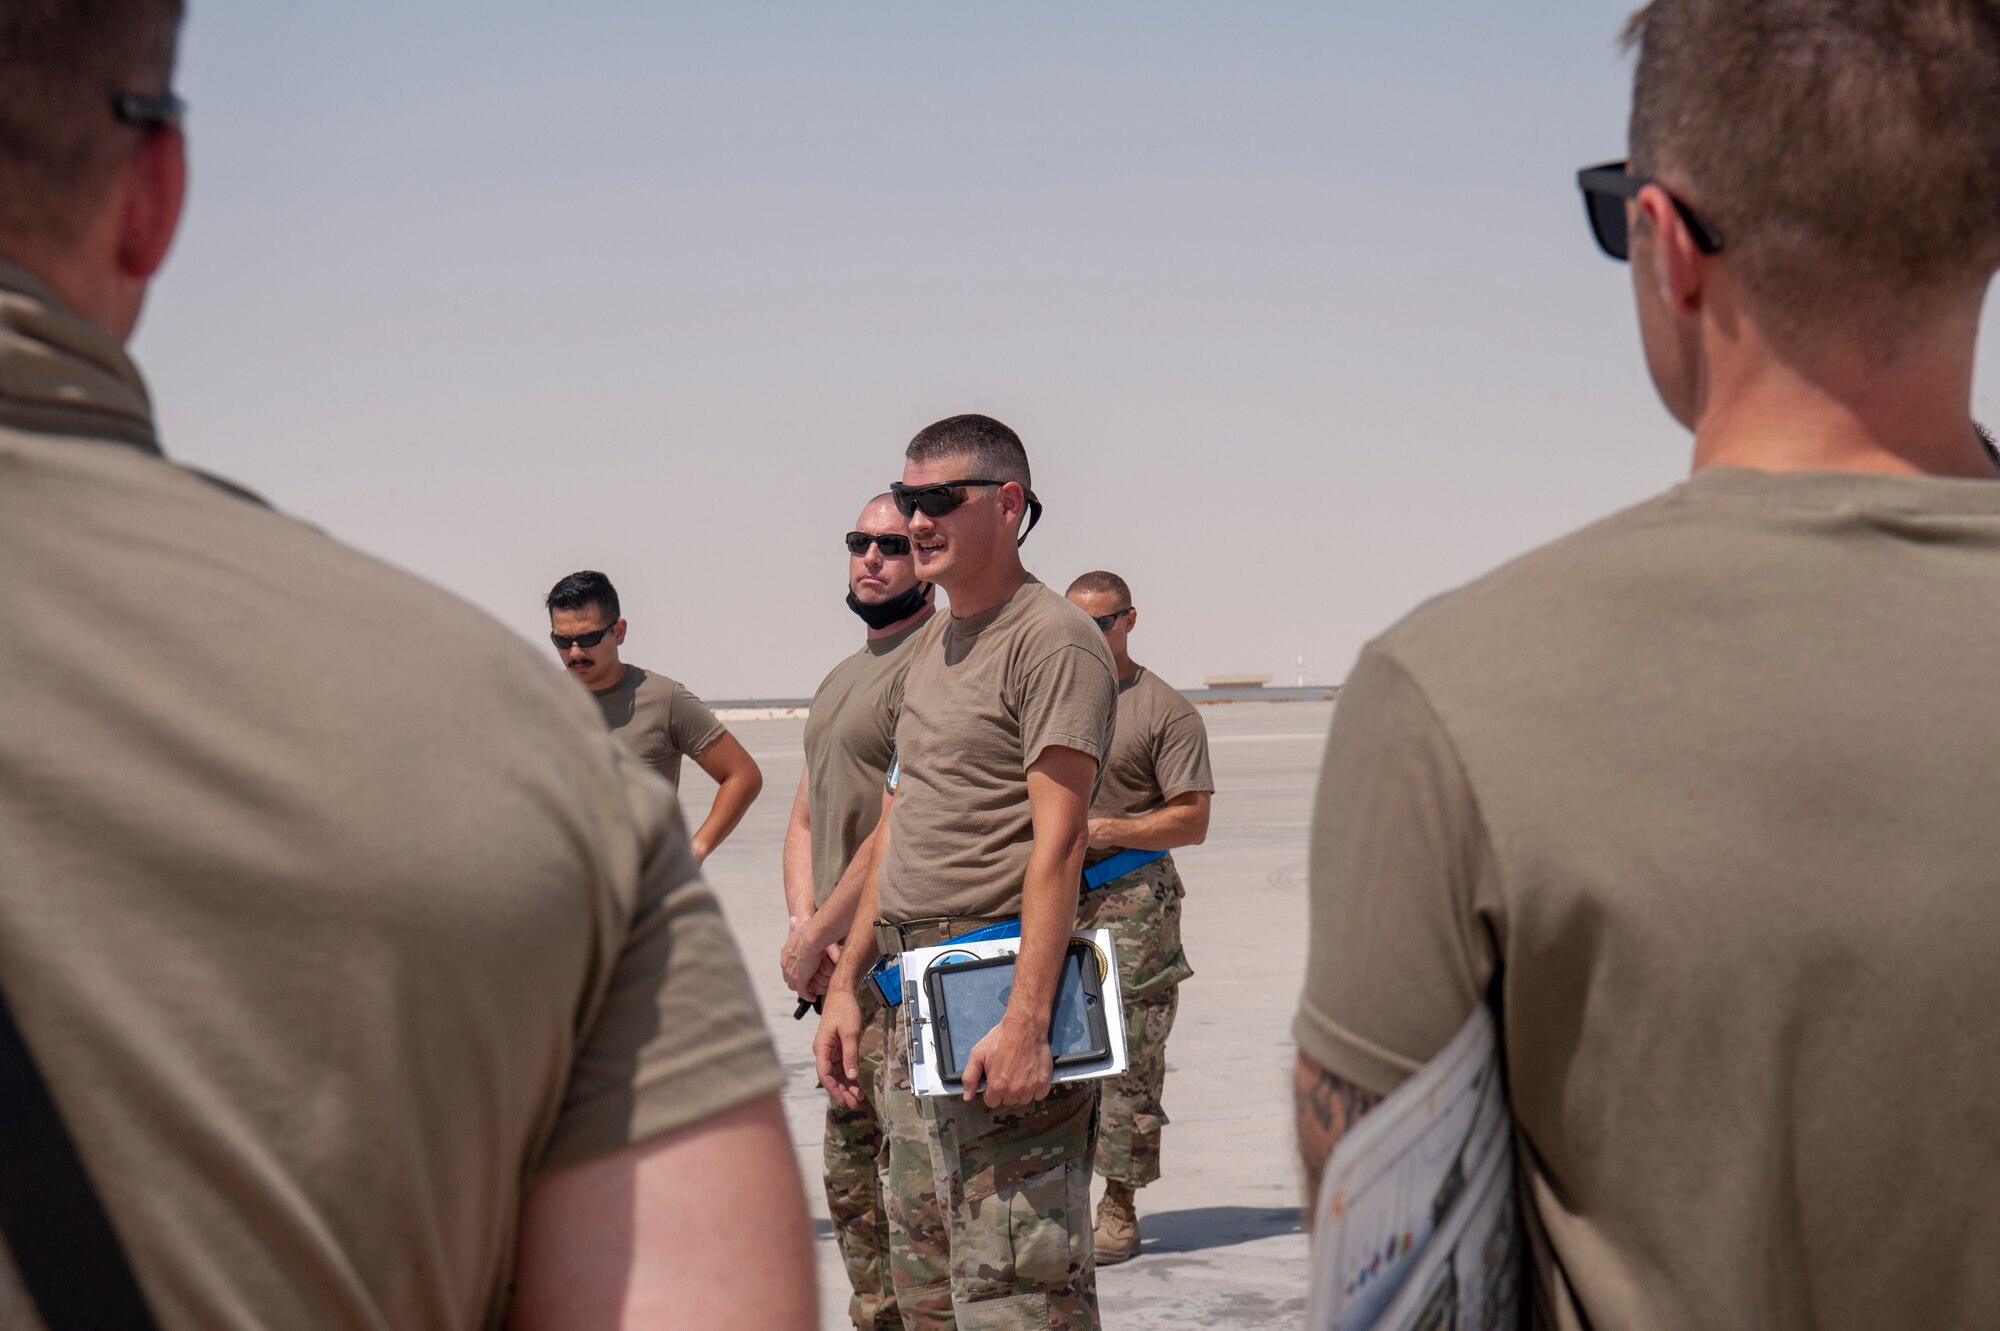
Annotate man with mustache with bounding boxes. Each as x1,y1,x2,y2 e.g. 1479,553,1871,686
546,569,763,861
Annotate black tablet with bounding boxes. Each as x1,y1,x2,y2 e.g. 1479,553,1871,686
925,939,1112,1088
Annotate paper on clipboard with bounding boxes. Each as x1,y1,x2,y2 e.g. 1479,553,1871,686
1304,1004,1521,1331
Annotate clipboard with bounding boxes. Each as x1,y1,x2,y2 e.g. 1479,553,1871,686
901,927,1128,1097
926,939,1112,1086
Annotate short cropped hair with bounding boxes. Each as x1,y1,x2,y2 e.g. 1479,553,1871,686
545,571,620,623
906,414,1032,490
0,0,184,248
1066,570,1132,607
1624,0,2000,340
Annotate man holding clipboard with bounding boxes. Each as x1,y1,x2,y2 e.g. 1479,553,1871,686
814,414,1117,1330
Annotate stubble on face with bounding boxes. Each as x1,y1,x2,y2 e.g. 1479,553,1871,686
901,457,1003,593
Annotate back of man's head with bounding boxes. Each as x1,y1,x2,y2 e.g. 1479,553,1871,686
546,570,620,623
0,0,184,253
1625,0,2000,345
906,414,1032,490
1066,570,1131,606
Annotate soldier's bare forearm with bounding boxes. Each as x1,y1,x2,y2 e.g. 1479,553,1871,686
1008,843,1081,1026
1015,750,1096,1030
1090,792,1210,851
826,815,890,995
827,893,880,995
690,733,763,859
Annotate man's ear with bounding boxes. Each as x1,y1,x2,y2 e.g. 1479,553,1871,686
115,125,186,281
613,619,629,647
1634,183,1705,318
999,480,1027,532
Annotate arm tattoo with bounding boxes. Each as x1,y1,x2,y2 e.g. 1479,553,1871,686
1295,1055,1383,1219
1300,1060,1380,1136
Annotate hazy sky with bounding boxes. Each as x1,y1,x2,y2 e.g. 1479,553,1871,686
137,3,2000,700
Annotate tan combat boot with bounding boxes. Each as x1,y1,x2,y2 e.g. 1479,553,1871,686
1093,1181,1141,1265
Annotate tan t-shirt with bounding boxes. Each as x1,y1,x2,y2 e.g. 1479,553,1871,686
1090,665,1214,823
878,577,1117,922
803,619,928,907
1297,467,2000,1330
0,264,782,1331
593,665,727,790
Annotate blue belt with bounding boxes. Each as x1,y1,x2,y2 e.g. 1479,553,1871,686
1084,847,1168,890
870,916,1023,1006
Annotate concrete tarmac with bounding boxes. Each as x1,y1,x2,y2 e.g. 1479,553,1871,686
689,699,1334,1330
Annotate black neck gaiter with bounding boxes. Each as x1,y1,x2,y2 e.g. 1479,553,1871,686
847,582,930,630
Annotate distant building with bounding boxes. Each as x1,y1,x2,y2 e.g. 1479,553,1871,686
1202,674,1272,690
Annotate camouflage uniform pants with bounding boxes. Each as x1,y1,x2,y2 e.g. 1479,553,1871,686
886,993,1101,1329
1074,853,1193,1190
826,984,900,1329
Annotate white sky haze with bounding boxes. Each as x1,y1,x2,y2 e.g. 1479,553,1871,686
136,3,2000,698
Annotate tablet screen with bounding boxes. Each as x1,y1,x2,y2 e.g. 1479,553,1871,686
930,945,1107,1083
933,960,1012,1076
1048,952,1100,1059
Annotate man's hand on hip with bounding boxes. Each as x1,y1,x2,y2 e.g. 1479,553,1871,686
960,1013,1054,1108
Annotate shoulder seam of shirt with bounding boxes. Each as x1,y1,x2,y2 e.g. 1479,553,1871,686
1030,730,1108,761
1296,994,1428,1082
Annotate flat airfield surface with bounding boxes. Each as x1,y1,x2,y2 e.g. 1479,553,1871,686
689,699,1335,1330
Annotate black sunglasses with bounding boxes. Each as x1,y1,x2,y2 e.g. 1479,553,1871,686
889,479,1045,547
1576,160,1724,262
1090,608,1132,632
114,92,185,131
550,623,616,651
845,531,912,557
